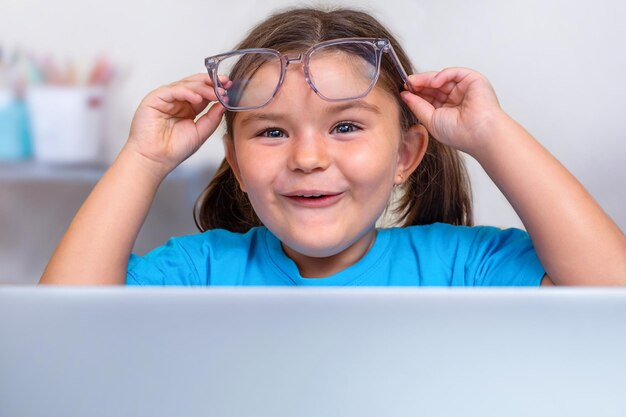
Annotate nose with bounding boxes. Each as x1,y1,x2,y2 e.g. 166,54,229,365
287,131,331,173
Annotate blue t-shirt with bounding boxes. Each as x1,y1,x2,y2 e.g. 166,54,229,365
127,223,545,286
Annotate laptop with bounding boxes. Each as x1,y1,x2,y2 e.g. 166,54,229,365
1,286,625,417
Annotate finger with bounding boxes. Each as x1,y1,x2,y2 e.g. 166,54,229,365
171,75,231,102
400,91,434,130
171,76,226,96
406,72,439,89
188,98,211,117
431,67,473,89
437,80,458,95
408,88,452,109
177,73,212,83
171,81,229,118
195,102,226,141
413,87,448,100
220,77,233,89
178,73,231,87
157,81,226,111
153,76,231,117
155,84,205,106
180,80,227,103
418,94,436,105
409,75,458,103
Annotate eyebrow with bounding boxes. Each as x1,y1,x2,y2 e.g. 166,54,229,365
238,112,288,128
238,100,382,127
324,100,382,116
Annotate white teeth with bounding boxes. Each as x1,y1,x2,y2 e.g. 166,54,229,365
301,194,322,198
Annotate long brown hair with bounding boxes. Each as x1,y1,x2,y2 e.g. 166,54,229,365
194,7,472,232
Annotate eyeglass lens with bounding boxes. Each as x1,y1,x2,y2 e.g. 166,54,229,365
215,51,282,109
308,42,378,101
215,42,379,110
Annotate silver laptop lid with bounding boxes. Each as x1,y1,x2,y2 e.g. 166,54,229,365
1,287,625,417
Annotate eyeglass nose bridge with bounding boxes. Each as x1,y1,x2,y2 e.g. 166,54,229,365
279,52,323,97
283,53,304,65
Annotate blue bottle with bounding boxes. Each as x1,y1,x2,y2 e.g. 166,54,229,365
0,92,32,160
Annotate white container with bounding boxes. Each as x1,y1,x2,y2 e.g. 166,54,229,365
26,86,106,164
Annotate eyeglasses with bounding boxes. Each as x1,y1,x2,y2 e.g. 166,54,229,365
204,38,412,111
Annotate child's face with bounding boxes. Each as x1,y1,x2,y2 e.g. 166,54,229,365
225,59,426,268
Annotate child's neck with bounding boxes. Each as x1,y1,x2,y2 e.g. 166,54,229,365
282,229,377,278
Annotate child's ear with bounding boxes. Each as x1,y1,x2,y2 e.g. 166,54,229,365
223,134,246,192
395,124,429,186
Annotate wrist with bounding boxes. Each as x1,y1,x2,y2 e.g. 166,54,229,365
119,141,175,183
467,110,524,162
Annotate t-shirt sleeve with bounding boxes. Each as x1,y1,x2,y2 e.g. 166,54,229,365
463,226,545,286
126,237,204,286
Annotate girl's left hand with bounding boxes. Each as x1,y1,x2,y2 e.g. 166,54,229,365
401,67,507,156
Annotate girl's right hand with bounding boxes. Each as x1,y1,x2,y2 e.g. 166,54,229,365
126,73,227,175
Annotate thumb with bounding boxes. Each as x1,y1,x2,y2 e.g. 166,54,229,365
195,103,226,142
401,91,434,131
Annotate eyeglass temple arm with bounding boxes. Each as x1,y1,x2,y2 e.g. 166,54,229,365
385,44,415,94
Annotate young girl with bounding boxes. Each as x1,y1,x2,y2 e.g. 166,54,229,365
40,7,625,286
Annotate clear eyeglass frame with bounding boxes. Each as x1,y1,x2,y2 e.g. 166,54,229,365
204,37,413,111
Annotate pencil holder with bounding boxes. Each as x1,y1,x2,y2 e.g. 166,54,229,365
26,86,106,164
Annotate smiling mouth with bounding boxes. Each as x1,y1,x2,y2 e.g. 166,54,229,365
284,192,344,207
298,194,326,198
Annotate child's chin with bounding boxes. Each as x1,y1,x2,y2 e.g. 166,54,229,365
282,237,351,259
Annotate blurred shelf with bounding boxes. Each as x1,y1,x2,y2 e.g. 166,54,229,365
0,161,218,285
0,161,216,183
0,161,106,182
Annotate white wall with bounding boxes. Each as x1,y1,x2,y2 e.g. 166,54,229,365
2,0,625,231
